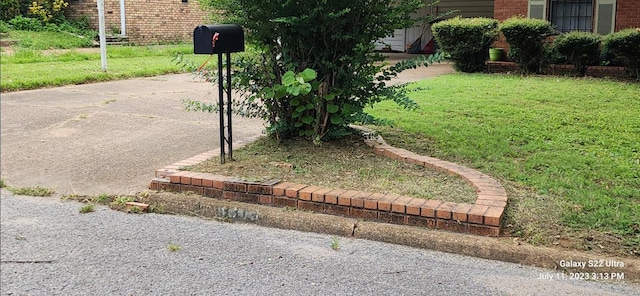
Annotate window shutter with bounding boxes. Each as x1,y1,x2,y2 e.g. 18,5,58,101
528,0,547,20
595,0,616,34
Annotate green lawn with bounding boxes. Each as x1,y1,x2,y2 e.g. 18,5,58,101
5,30,96,49
367,73,639,255
0,43,214,92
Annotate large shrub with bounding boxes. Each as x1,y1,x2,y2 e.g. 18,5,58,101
431,17,499,73
500,17,556,74
603,28,640,80
192,0,441,141
554,31,601,76
1,0,21,22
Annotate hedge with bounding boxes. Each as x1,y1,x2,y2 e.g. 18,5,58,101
432,17,499,73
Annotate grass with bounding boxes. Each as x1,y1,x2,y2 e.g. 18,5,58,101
0,37,217,92
109,196,135,211
366,73,639,256
7,186,55,197
185,135,477,204
167,243,181,252
6,30,95,49
79,203,95,214
330,236,341,251
0,51,209,92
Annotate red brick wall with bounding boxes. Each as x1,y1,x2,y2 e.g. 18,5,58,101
615,0,640,31
65,0,209,44
493,0,528,22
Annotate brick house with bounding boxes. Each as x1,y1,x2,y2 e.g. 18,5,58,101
494,0,639,34
65,0,209,44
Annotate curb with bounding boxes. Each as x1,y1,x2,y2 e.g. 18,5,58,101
141,191,640,283
150,126,508,237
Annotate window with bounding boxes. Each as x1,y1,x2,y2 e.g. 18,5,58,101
550,0,593,32
528,0,617,34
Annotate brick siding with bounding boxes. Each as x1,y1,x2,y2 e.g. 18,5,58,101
65,0,209,44
615,0,640,31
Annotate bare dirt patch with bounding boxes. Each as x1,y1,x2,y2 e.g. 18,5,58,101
184,135,477,204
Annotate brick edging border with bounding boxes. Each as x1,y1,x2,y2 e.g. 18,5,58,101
149,127,508,236
487,61,628,78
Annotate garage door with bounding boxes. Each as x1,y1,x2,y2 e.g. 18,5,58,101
374,29,406,52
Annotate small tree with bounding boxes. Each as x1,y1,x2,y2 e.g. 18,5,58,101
431,17,499,73
554,31,601,76
603,28,640,80
191,0,443,142
500,17,556,74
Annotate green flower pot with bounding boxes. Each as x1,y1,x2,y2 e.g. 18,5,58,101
489,48,504,61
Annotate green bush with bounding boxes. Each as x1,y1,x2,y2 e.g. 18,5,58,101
431,17,499,73
192,0,441,141
600,44,624,66
8,15,42,31
603,28,640,79
554,31,601,76
1,0,21,22
501,17,556,74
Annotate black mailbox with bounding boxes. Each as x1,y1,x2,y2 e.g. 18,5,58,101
193,24,244,54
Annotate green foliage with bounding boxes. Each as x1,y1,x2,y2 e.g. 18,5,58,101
167,243,181,252
8,15,42,31
431,17,499,73
194,0,441,141
79,203,95,213
500,17,556,74
7,186,55,196
600,44,624,67
0,20,9,33
553,31,601,76
6,16,95,38
1,0,21,22
603,28,640,80
330,236,340,251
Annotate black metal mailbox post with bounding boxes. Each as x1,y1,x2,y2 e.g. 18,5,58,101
193,24,245,164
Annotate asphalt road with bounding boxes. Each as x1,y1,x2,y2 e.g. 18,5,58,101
2,191,638,296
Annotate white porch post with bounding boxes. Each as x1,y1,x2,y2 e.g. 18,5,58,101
97,0,107,71
120,0,126,36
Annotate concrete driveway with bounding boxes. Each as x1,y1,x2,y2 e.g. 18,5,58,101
0,61,454,196
1,74,264,195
